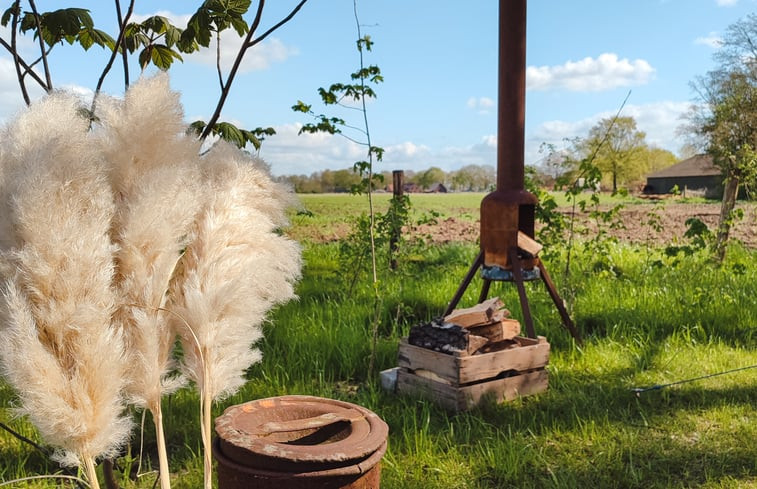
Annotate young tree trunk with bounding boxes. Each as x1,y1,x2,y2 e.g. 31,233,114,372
714,173,740,263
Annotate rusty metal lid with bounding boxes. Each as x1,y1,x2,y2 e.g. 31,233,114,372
215,395,389,473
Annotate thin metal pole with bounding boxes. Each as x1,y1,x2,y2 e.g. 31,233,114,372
497,0,527,192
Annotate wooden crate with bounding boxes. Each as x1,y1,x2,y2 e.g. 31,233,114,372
396,336,549,411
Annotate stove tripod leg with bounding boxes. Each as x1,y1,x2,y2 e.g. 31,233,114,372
509,248,536,339
443,251,484,317
537,260,582,345
478,278,492,304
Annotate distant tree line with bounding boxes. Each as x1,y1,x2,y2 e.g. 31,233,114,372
277,116,682,194
278,164,500,193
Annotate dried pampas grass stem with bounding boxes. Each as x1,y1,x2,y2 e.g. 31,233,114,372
168,141,301,489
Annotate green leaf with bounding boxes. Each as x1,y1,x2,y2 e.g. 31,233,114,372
291,100,312,113
164,24,183,48
19,13,36,33
124,28,150,53
78,28,115,51
150,44,182,70
43,8,93,37
140,15,168,34
230,16,248,37
138,45,152,69
1,5,19,27
188,8,212,47
215,122,245,148
188,120,207,137
226,0,252,16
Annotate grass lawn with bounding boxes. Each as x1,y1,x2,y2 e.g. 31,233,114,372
1,193,755,488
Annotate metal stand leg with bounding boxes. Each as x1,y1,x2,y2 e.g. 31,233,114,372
444,251,484,317
537,261,582,345
509,248,536,339
478,278,492,304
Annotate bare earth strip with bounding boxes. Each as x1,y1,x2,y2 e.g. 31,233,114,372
411,203,757,248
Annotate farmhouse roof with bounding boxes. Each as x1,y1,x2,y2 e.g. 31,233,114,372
647,154,720,178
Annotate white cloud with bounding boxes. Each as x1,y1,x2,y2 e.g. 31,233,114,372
466,96,495,114
715,0,738,6
0,57,55,122
694,32,722,48
259,123,366,176
259,120,498,176
131,10,298,73
526,100,692,165
130,10,192,27
187,35,298,73
527,53,655,92
222,100,692,177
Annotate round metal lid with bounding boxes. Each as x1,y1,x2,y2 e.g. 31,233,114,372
215,395,389,473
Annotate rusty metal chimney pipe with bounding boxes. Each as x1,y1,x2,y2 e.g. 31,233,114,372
497,0,526,191
479,0,537,269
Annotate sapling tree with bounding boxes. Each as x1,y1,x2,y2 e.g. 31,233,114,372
292,0,389,374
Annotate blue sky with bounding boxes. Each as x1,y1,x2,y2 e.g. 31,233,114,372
1,1,755,176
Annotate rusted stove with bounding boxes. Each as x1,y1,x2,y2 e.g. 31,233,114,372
444,0,581,344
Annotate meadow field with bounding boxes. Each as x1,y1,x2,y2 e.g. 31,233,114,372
1,192,755,488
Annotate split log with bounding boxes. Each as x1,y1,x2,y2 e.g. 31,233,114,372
466,335,489,355
468,318,521,343
517,231,543,257
443,297,508,327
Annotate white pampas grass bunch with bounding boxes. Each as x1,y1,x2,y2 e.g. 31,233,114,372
0,94,131,489
168,141,301,489
95,74,203,489
0,74,301,489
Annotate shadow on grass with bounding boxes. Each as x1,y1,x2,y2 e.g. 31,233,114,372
383,351,756,489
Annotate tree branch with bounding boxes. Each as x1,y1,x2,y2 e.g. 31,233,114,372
200,0,309,140
0,36,48,89
91,0,135,117
28,0,52,90
247,0,308,49
215,29,223,90
115,0,133,88
10,1,31,105
0,421,50,456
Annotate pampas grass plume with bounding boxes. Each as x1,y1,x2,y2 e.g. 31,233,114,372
95,74,204,489
96,73,203,408
0,94,131,476
168,141,301,489
170,140,301,401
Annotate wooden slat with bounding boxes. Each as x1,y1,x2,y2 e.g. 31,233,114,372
457,369,548,410
456,337,549,384
396,368,548,412
397,336,549,385
396,369,460,410
468,318,521,342
397,339,460,383
517,231,543,257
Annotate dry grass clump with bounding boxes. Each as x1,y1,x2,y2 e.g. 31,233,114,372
0,74,301,489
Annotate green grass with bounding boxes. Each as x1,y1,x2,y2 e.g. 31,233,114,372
1,194,756,488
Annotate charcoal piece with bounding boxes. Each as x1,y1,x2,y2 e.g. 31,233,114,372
408,318,469,354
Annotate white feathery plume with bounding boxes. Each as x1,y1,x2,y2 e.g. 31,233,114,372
95,74,203,489
168,141,301,489
0,94,130,488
